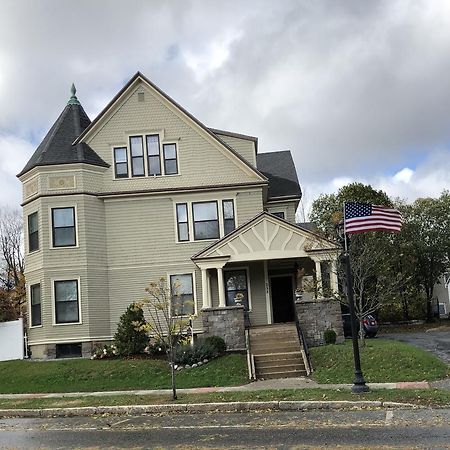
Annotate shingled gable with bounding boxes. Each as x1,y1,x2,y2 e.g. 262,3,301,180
73,72,267,182
256,151,302,200
192,211,338,262
17,86,108,178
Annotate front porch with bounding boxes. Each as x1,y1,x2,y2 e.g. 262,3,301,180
192,212,344,353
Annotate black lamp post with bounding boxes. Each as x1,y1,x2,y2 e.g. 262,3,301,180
335,223,369,394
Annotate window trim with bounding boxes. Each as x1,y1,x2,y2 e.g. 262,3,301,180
192,201,220,241
145,134,162,176
167,271,197,317
113,146,129,178
27,211,39,253
222,199,236,235
176,203,189,242
51,206,77,248
29,282,42,328
129,135,146,177
52,277,82,326
162,142,178,175
223,266,252,311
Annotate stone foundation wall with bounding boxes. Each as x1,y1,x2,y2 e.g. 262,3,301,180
201,306,246,351
295,298,344,347
29,341,111,359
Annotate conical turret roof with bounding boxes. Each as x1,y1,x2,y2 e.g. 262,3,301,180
18,86,108,177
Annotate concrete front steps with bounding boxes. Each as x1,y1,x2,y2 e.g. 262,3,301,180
250,323,307,380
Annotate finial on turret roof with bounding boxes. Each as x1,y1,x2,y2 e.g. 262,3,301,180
67,83,81,105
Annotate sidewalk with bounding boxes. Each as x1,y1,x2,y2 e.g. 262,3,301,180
0,377,432,400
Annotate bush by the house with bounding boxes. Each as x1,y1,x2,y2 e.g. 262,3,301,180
204,335,227,354
114,303,148,356
324,329,337,345
174,341,216,366
91,344,117,359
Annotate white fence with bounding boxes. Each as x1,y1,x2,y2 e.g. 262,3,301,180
0,318,24,361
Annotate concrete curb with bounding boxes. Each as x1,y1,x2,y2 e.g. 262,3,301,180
0,400,423,418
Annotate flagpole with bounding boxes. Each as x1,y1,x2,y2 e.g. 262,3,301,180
342,202,369,393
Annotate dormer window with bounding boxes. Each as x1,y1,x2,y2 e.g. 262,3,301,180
113,135,178,179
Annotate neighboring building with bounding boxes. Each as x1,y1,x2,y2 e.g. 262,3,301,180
19,72,340,360
434,273,450,318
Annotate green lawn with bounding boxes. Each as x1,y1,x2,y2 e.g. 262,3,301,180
310,338,449,384
0,354,248,394
0,388,449,410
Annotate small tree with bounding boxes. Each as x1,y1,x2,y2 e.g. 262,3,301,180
114,303,148,356
135,276,193,400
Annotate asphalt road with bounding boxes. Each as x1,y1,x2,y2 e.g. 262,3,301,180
1,409,450,449
384,329,450,364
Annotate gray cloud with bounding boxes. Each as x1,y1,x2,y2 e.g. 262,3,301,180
1,0,450,208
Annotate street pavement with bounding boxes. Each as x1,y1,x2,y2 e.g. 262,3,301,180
1,409,449,449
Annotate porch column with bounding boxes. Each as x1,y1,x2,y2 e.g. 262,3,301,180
315,260,323,298
217,267,226,308
201,268,211,309
330,260,339,294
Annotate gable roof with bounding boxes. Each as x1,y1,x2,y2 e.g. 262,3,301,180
74,72,267,182
192,211,338,262
18,100,108,178
256,151,302,200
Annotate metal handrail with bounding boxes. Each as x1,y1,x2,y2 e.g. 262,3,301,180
245,328,255,380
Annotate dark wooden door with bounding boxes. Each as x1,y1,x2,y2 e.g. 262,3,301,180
271,276,295,323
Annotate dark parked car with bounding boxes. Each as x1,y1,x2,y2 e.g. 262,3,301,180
342,313,379,338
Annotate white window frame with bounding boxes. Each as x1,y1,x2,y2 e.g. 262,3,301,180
111,131,181,180
173,196,237,244
268,206,288,220
27,210,40,254
49,205,79,250
167,271,198,317
51,277,82,326
28,282,43,328
223,266,252,311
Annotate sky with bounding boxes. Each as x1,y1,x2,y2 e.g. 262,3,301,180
1,0,450,218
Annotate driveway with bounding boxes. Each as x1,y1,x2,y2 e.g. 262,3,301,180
384,329,450,365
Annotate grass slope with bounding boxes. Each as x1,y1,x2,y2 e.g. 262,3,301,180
310,338,449,384
0,354,248,394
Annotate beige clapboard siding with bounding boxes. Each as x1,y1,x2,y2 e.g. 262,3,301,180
267,200,299,224
214,134,256,167
87,84,261,193
107,263,203,333
85,268,111,337
23,199,45,275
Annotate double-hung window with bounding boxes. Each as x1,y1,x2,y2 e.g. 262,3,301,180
129,136,145,177
176,203,189,241
163,143,178,175
54,280,79,324
30,283,41,326
113,147,128,178
222,200,235,235
52,207,76,247
192,201,219,240
146,135,161,175
28,212,39,252
170,274,195,316
225,270,249,310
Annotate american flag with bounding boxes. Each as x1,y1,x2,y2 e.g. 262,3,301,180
344,202,403,234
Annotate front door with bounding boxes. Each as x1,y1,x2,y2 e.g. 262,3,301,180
271,276,295,323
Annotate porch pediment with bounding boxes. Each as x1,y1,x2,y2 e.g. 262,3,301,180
192,212,337,264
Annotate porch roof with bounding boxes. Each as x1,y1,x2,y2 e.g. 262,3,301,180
192,212,338,267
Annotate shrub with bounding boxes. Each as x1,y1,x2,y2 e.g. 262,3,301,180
91,344,117,360
114,303,148,356
324,329,337,345
173,341,218,365
204,336,227,354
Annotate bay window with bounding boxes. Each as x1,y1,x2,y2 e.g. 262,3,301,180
30,283,41,327
54,280,79,324
28,212,39,252
52,207,76,247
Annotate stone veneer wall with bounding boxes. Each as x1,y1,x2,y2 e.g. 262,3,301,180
295,298,344,347
201,305,246,351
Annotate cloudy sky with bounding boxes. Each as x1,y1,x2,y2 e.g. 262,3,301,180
1,0,450,216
